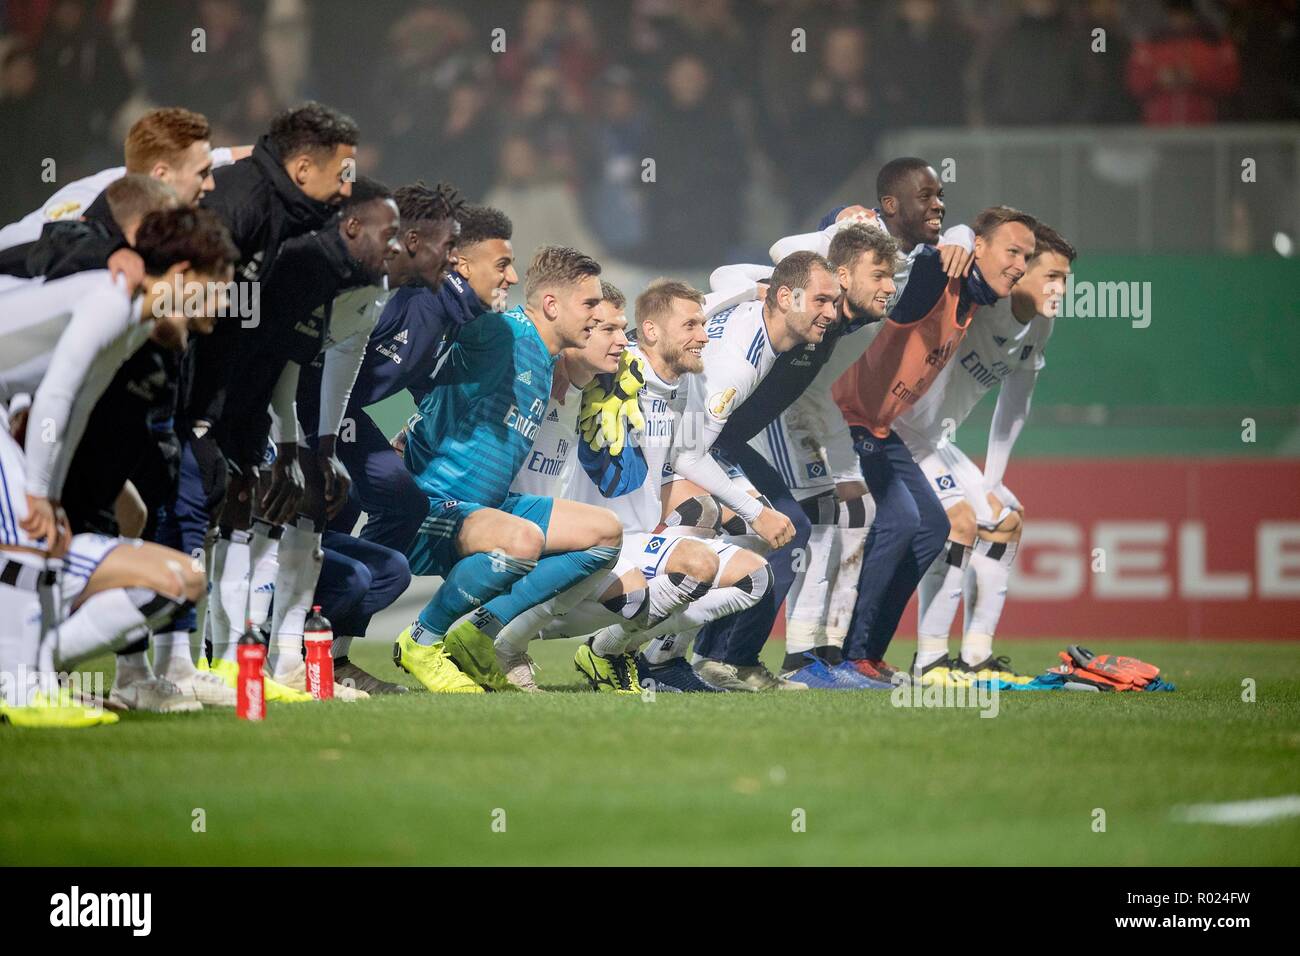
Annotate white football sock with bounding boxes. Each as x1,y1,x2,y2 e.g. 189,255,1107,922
46,588,154,670
642,626,698,665
0,583,41,704
825,526,866,649
917,542,970,666
268,522,322,679
493,568,613,655
640,564,771,662
963,544,1015,665
153,630,196,680
207,530,253,663
248,521,281,632
785,524,835,654
647,572,709,625
961,630,994,667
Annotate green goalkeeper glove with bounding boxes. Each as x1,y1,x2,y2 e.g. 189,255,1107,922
579,351,646,456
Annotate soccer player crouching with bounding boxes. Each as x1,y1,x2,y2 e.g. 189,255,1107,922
393,246,623,693
0,208,237,727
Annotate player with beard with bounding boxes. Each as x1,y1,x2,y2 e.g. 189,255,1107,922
754,158,974,676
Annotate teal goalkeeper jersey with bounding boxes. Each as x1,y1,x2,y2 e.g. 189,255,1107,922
404,305,557,507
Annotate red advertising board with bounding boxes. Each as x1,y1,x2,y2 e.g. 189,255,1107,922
896,458,1300,639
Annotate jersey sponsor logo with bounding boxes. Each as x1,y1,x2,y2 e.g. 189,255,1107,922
708,386,738,419
645,535,666,554
503,398,547,440
993,335,1007,346
546,407,560,422
517,370,533,385
935,474,957,491
1020,344,1034,361
959,348,1014,389
891,378,924,404
377,329,408,364
441,499,460,510
805,461,827,480
526,438,570,477
661,460,676,478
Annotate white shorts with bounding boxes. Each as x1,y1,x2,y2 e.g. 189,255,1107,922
614,531,738,586
3,532,131,611
912,441,997,525
748,414,835,498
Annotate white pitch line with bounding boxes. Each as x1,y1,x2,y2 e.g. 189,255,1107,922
1171,795,1300,826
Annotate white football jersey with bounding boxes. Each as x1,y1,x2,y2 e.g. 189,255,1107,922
511,383,582,498
0,271,145,498
0,148,236,252
570,346,689,534
895,295,1051,453
667,299,777,521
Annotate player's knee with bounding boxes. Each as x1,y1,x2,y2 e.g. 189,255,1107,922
669,539,720,583
664,494,720,534
337,557,373,598
501,522,545,562
589,507,623,549
730,558,772,600
156,550,205,603
947,504,978,545
881,501,923,537
602,569,647,604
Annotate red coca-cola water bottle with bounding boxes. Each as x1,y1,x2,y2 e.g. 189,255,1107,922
303,605,334,700
237,621,266,721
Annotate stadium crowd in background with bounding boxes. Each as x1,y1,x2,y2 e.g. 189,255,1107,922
1,0,1296,267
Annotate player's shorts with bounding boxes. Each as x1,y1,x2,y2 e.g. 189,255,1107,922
748,410,836,501
406,492,554,577
911,441,996,525
613,530,738,586
0,532,131,611
58,533,135,609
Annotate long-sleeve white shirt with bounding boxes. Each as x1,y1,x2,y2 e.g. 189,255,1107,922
1,271,147,498
0,148,236,252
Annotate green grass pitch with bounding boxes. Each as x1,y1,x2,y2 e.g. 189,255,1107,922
2,638,1298,866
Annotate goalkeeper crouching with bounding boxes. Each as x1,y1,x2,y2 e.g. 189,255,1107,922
392,246,624,693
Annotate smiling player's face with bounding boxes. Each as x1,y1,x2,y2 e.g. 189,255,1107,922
784,266,840,344
975,221,1036,297
890,167,945,248
842,250,896,319
578,301,629,374
553,275,604,349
